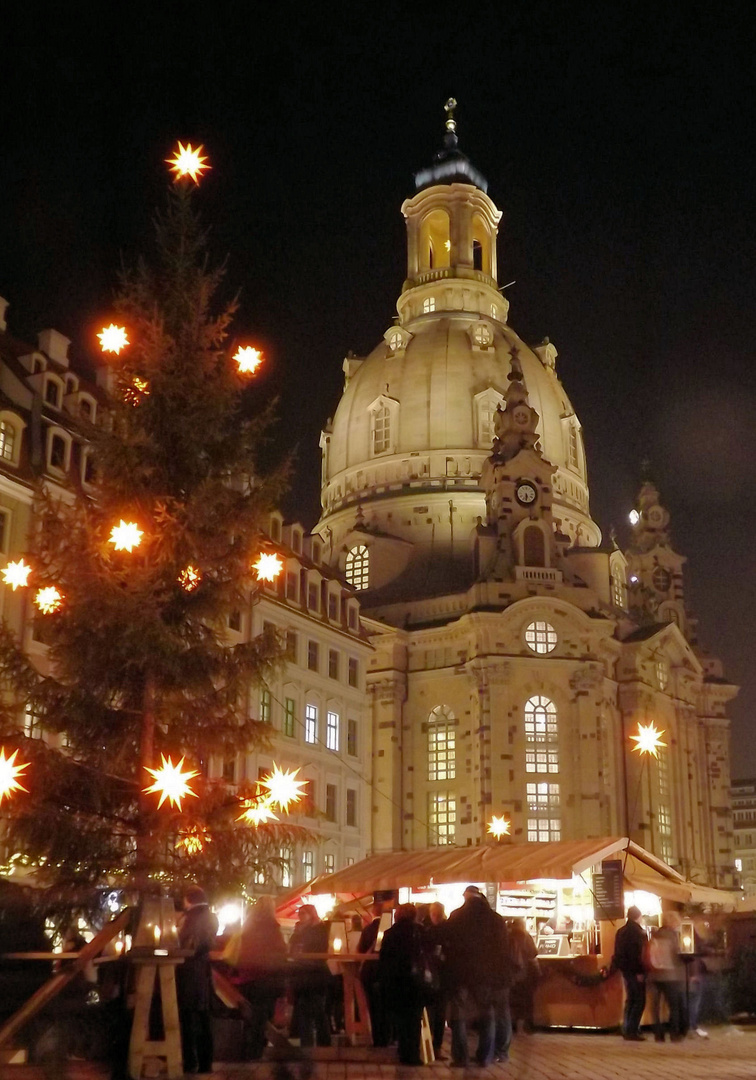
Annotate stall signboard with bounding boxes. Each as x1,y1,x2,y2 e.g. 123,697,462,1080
536,935,562,955
592,859,624,921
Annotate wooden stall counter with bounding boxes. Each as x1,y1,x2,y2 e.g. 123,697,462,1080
533,954,622,1030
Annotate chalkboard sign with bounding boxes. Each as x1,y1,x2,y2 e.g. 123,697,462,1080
592,859,624,921
536,935,561,955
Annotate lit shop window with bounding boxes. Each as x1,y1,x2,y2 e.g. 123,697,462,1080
524,621,557,655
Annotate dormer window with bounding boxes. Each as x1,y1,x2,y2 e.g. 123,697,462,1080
369,394,398,457
423,297,436,314
471,322,493,348
50,434,67,470
0,421,16,462
44,378,62,409
474,388,504,448
387,330,403,352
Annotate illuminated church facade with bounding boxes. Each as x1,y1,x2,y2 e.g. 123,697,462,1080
315,106,736,887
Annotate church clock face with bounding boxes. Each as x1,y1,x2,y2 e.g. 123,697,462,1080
515,481,538,506
653,567,672,593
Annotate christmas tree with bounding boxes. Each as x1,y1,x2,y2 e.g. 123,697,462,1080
0,146,305,900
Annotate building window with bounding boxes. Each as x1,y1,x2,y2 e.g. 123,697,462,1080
45,379,61,408
348,657,359,688
286,572,297,600
0,422,16,462
524,696,558,744
328,649,339,680
428,705,456,781
307,640,319,672
525,748,559,774
348,605,358,630
657,661,669,691
372,403,391,454
478,395,501,447
567,422,579,469
328,594,338,621
286,630,298,663
260,688,271,724
326,711,339,751
527,781,561,810
0,509,8,552
423,297,436,314
428,791,456,846
302,850,314,882
228,610,242,632
347,718,358,757
346,788,357,827
222,755,237,783
527,817,562,842
308,583,318,610
526,782,561,841
305,704,317,744
611,574,625,609
324,853,335,874
24,703,43,740
387,329,404,352
283,697,296,738
49,434,67,470
280,848,293,888
524,621,557,655
345,545,369,590
325,784,337,822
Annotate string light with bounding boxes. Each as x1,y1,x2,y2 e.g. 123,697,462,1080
34,586,64,614
98,324,129,355
109,520,143,553
0,748,29,803
259,765,306,813
253,553,283,582
166,141,210,183
487,815,511,839
630,721,666,758
143,754,199,810
124,376,150,406
178,565,201,592
234,346,263,375
1,560,32,590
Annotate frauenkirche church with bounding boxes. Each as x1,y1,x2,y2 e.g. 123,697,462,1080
314,103,736,886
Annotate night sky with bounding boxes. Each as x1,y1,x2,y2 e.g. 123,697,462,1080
2,6,755,772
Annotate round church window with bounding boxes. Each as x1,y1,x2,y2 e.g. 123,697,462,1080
524,620,558,655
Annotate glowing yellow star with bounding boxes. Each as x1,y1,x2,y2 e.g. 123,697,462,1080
253,553,283,582
487,815,511,840
178,565,201,592
0,747,29,803
109,520,143,553
97,324,129,355
34,586,64,614
259,765,306,813
1,560,32,591
144,754,199,810
234,346,264,375
166,141,210,183
236,796,280,827
630,722,667,758
175,827,211,855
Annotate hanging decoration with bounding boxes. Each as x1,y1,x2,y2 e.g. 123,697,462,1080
1,559,32,591
108,520,144,553
630,721,666,758
237,796,279,827
178,565,202,592
259,765,306,813
124,376,150,406
253,552,283,582
175,827,211,855
166,141,210,183
143,754,199,810
234,346,264,375
0,747,30,803
98,324,129,355
34,586,64,614
487,815,511,840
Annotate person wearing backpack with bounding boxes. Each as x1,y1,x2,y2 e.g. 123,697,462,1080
611,905,647,1041
644,911,687,1042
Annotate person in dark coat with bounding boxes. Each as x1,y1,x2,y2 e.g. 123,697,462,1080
289,905,332,1047
424,902,449,1056
230,896,287,1060
444,887,514,1067
177,884,219,1075
378,903,426,1065
357,900,391,1046
509,917,539,1033
611,905,648,1041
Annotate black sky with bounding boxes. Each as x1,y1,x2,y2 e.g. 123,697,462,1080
2,3,755,772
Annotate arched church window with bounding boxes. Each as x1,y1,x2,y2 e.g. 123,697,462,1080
525,695,559,778
427,705,456,781
419,210,450,272
345,545,369,591
371,404,391,454
423,297,436,314
524,621,557,655
0,421,16,462
523,525,545,567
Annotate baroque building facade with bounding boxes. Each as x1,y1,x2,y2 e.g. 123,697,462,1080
315,113,736,886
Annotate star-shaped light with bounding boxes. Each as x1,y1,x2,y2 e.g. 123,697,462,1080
488,815,511,840
175,827,211,855
253,552,283,582
178,565,201,592
234,346,264,375
97,324,129,355
143,754,199,810
34,586,64,614
109,520,143,553
259,765,306,813
237,796,279,827
630,721,667,758
2,560,32,591
0,747,29,803
166,141,210,183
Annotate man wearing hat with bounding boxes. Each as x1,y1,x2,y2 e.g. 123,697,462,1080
611,906,648,1041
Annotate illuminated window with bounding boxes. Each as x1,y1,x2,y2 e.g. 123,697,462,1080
324,853,335,873
423,297,436,314
472,323,493,348
387,329,404,352
428,791,456,846
476,392,503,447
428,705,456,781
527,817,561,842
657,660,669,691
524,621,557,655
524,696,558,743
326,710,339,751
658,803,672,863
24,703,43,740
0,422,16,462
612,573,625,609
260,688,271,723
279,847,293,888
305,703,317,744
736,858,743,872
302,850,314,882
526,782,561,842
525,748,559,774
527,782,561,810
283,697,296,738
345,545,369,590
372,403,391,454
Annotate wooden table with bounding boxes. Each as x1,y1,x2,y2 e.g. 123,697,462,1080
295,953,377,1045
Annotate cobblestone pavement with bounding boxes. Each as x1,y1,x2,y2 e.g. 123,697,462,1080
206,1027,756,1080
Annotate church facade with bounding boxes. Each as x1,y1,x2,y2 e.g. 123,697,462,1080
315,109,736,887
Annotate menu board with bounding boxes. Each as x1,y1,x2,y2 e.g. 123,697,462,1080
536,935,562,955
592,859,624,921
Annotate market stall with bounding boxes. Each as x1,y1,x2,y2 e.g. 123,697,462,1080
309,836,738,1030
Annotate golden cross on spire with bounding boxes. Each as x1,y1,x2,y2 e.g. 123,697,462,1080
444,97,458,133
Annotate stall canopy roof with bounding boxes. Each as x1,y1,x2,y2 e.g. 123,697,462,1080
308,837,738,909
